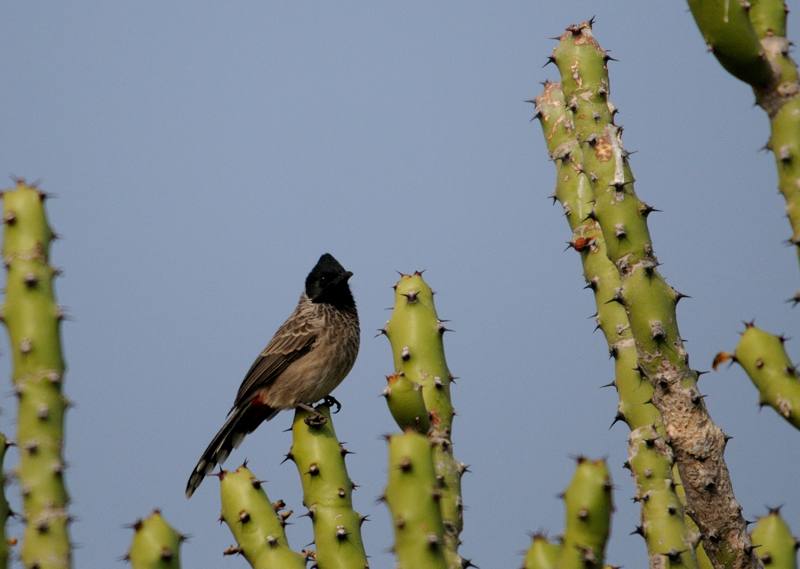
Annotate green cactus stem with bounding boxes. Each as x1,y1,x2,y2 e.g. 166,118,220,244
687,0,800,272
219,465,306,569
556,457,612,569
713,323,800,430
382,372,430,433
522,534,561,569
288,406,368,569
1,180,71,569
0,434,11,569
750,508,799,569
384,432,447,569
126,510,183,569
383,272,465,569
550,22,754,569
628,426,699,568
535,82,696,569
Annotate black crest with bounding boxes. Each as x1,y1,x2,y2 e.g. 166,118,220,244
305,253,355,310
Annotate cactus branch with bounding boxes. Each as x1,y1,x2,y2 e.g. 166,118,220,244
714,323,800,430
384,432,447,569
535,82,698,569
384,272,464,569
126,511,183,569
549,22,755,569
0,434,11,569
687,0,800,273
219,465,306,569
289,406,368,569
750,508,799,569
1,180,71,569
556,457,612,569
522,534,561,569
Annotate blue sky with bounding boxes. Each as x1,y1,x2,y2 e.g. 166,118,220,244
2,2,798,568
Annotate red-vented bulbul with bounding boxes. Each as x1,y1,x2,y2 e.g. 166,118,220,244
185,253,359,497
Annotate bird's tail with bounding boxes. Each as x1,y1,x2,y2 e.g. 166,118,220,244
185,402,278,498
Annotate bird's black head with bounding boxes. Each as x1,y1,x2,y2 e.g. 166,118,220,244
305,253,355,310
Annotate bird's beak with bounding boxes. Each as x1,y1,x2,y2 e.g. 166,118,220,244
333,271,353,285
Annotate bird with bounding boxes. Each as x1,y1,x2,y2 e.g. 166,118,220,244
185,253,359,498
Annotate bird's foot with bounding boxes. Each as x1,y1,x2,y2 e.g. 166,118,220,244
315,395,342,414
297,403,328,427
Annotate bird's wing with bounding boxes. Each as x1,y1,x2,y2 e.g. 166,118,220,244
232,303,319,409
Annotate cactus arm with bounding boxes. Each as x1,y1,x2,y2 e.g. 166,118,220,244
384,432,447,569
384,273,464,569
714,324,800,429
551,22,755,569
219,466,306,569
522,534,561,569
1,180,71,569
289,407,368,569
126,511,183,569
382,372,430,433
750,508,799,569
556,458,612,569
687,1,800,271
535,83,697,569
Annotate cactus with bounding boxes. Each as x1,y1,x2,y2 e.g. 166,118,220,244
534,81,697,569
556,457,612,569
384,431,447,569
382,372,430,433
382,272,465,569
288,406,368,569
125,511,183,569
547,21,755,569
1,180,71,569
687,0,800,276
218,465,306,569
750,508,799,569
522,534,561,569
0,434,11,569
713,323,800,430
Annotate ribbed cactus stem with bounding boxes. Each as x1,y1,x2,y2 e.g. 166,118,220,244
289,406,368,569
714,323,800,429
126,511,183,569
556,457,612,569
551,22,754,569
687,0,800,272
535,82,696,569
0,434,11,569
750,508,799,569
384,272,464,569
384,432,447,569
1,180,71,569
628,426,699,568
522,534,561,569
383,372,430,433
219,465,306,569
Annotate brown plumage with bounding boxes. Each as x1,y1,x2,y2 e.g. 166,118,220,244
185,253,359,498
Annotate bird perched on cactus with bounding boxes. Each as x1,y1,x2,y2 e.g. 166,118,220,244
185,253,359,498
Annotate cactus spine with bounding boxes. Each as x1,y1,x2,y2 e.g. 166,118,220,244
535,82,697,569
383,272,464,569
750,508,799,569
522,534,561,569
219,465,306,569
1,180,71,569
289,406,368,569
125,511,183,569
713,323,800,429
549,22,755,569
556,458,612,569
687,0,800,274
384,432,447,569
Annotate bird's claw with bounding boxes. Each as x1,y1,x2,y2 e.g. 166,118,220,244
315,395,342,414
